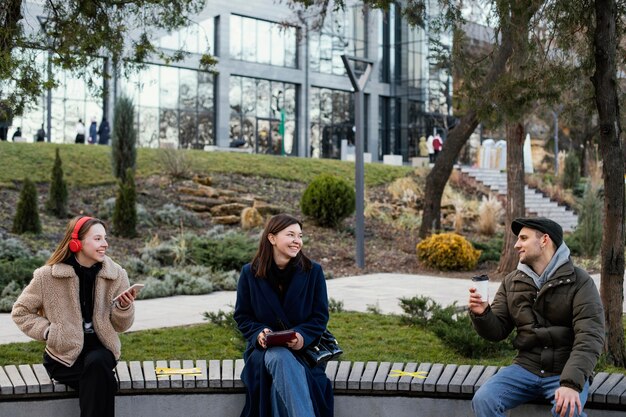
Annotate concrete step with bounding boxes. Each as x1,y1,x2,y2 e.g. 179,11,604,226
458,165,578,232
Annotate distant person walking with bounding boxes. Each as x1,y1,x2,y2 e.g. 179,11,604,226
97,117,110,145
433,134,443,161
36,124,46,142
75,119,86,144
12,127,22,141
426,135,435,163
418,136,428,157
88,118,98,144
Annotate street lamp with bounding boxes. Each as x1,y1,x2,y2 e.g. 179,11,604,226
551,105,563,175
341,54,373,269
37,15,52,143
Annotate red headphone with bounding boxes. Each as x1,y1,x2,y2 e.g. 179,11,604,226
69,216,93,253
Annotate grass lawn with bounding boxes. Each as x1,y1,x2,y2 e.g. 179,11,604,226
1,312,512,366
1,312,625,374
0,142,412,187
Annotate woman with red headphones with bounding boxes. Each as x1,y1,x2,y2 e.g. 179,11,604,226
12,216,137,417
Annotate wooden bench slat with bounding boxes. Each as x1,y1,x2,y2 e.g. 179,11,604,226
410,362,432,392
156,360,170,389
208,359,221,388
347,362,365,390
334,361,352,390
475,365,499,391
359,361,378,390
17,365,40,394
129,361,144,389
142,361,157,389
32,364,53,393
606,375,626,405
372,362,391,391
385,362,406,391
324,361,339,389
115,361,132,391
182,360,196,389
169,360,183,388
435,364,458,393
0,366,14,395
4,365,26,394
398,362,418,391
233,359,244,388
449,364,472,394
423,363,444,392
593,373,625,403
589,372,610,396
461,365,485,394
196,359,209,389
222,360,235,388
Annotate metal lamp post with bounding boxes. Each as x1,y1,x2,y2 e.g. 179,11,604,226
37,15,52,143
341,54,373,269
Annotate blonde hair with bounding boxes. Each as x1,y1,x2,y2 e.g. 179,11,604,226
46,216,107,266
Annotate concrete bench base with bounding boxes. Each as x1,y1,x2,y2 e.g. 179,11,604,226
2,360,625,417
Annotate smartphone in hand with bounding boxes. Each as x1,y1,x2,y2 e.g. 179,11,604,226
113,283,145,302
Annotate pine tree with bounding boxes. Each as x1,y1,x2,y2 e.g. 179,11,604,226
46,148,68,217
113,168,137,238
111,96,137,182
12,178,42,234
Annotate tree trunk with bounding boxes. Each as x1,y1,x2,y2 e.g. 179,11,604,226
592,0,626,367
419,111,479,235
418,0,541,238
498,122,526,274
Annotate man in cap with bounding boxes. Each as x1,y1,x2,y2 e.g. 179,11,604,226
468,217,604,417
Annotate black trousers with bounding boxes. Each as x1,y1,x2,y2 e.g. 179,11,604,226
44,335,117,417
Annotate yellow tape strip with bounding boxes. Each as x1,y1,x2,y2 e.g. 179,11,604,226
388,370,428,379
155,367,202,376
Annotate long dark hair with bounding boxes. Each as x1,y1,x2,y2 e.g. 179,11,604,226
46,216,107,266
251,214,312,279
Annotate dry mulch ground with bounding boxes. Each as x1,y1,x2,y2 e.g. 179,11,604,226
0,173,498,280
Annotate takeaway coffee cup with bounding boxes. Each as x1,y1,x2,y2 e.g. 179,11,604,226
472,274,489,303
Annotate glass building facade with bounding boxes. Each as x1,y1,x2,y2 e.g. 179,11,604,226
10,0,453,163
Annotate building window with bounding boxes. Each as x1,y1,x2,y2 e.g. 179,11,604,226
309,6,367,75
229,15,297,68
158,16,215,55
310,87,354,159
120,63,214,149
229,75,297,155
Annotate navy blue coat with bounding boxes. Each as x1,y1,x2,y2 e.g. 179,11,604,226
234,261,333,417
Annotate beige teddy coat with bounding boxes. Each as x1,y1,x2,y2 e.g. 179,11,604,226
12,256,135,367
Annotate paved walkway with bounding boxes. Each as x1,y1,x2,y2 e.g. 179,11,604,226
0,273,620,345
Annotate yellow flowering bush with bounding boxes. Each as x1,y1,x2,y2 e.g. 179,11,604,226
416,232,481,271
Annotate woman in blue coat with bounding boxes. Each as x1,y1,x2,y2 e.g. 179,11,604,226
234,214,333,417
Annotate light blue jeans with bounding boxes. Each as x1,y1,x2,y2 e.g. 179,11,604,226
264,347,315,417
472,364,589,417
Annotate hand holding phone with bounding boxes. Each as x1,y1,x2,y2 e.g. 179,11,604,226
113,283,145,303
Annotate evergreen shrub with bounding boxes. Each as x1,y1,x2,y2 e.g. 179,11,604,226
187,233,256,271
111,96,137,181
416,232,480,271
113,168,137,238
12,178,41,234
0,238,30,261
301,174,355,227
46,148,68,218
562,152,581,189
569,182,602,257
399,296,515,359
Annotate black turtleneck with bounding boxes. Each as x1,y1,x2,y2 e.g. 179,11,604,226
64,256,103,325
268,259,297,303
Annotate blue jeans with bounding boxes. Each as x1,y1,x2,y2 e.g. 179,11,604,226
472,364,589,417
264,347,315,417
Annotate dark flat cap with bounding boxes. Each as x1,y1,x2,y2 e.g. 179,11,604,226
511,217,563,248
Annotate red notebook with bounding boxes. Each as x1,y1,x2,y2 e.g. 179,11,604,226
266,330,297,346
